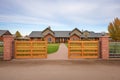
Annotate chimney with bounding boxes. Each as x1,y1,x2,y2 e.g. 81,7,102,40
48,26,51,29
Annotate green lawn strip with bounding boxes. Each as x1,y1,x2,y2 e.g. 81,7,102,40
65,43,68,47
47,43,60,54
0,47,3,52
0,47,3,56
109,44,120,54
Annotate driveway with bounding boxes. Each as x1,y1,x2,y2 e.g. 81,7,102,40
47,43,68,60
0,60,120,80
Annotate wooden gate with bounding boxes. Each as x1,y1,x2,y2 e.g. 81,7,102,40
68,41,99,58
15,41,47,59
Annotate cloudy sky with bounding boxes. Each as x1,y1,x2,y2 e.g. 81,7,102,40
0,0,120,35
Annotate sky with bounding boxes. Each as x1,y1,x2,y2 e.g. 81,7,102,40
0,0,120,35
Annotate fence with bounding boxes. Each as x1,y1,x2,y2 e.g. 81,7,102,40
0,41,3,56
68,41,99,58
15,41,47,58
109,42,120,58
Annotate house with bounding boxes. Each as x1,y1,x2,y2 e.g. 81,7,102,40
29,27,103,43
14,36,30,41
0,30,12,41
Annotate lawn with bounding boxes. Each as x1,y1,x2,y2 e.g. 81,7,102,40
0,46,3,56
109,42,120,54
47,43,60,54
65,43,68,47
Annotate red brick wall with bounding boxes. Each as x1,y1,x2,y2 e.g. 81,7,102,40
3,35,14,60
70,34,80,40
44,34,55,43
99,36,109,59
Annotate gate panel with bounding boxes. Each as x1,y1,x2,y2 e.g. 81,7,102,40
15,41,47,59
31,41,47,58
68,41,99,58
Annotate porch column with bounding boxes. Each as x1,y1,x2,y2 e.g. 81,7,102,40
3,35,14,60
99,36,109,59
60,38,61,43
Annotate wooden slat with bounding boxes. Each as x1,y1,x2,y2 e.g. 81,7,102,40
68,40,99,59
15,40,47,59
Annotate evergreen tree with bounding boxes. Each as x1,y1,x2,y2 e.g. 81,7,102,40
15,31,22,37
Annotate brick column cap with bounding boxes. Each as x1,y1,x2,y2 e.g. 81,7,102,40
100,36,109,38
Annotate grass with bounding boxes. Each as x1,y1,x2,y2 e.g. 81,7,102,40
0,42,3,55
65,43,68,47
47,43,60,54
109,42,120,54
0,43,60,55
0,47,3,56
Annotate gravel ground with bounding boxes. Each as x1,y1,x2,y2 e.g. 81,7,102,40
0,59,120,80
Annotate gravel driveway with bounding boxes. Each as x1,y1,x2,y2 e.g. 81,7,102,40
0,60,120,80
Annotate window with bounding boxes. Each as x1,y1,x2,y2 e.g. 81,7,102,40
73,38,75,40
48,37,51,42
73,38,78,41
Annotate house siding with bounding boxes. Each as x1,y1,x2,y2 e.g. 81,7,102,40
42,29,54,36
70,30,81,36
70,34,80,40
29,27,103,43
44,34,55,43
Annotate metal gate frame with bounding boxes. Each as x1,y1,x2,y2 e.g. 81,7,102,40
109,42,120,58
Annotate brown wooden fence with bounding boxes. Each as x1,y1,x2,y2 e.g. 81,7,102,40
15,41,47,59
68,41,99,58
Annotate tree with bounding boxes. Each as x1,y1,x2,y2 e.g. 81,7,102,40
108,17,120,41
15,31,22,37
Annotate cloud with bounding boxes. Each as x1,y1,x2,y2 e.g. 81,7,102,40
0,0,120,28
0,15,67,27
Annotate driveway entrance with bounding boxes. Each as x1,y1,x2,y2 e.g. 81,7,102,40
48,43,68,60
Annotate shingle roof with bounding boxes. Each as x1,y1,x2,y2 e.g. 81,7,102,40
0,30,11,36
70,28,81,34
42,27,54,34
54,31,70,37
29,31,42,37
29,31,103,38
81,33,102,38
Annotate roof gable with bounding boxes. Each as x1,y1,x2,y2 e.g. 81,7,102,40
70,28,81,37
0,30,11,36
42,27,54,36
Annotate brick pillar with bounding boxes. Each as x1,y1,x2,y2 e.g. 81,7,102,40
3,35,14,60
99,36,109,59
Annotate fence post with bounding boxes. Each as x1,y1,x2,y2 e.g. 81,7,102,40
3,35,14,60
99,36,109,59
